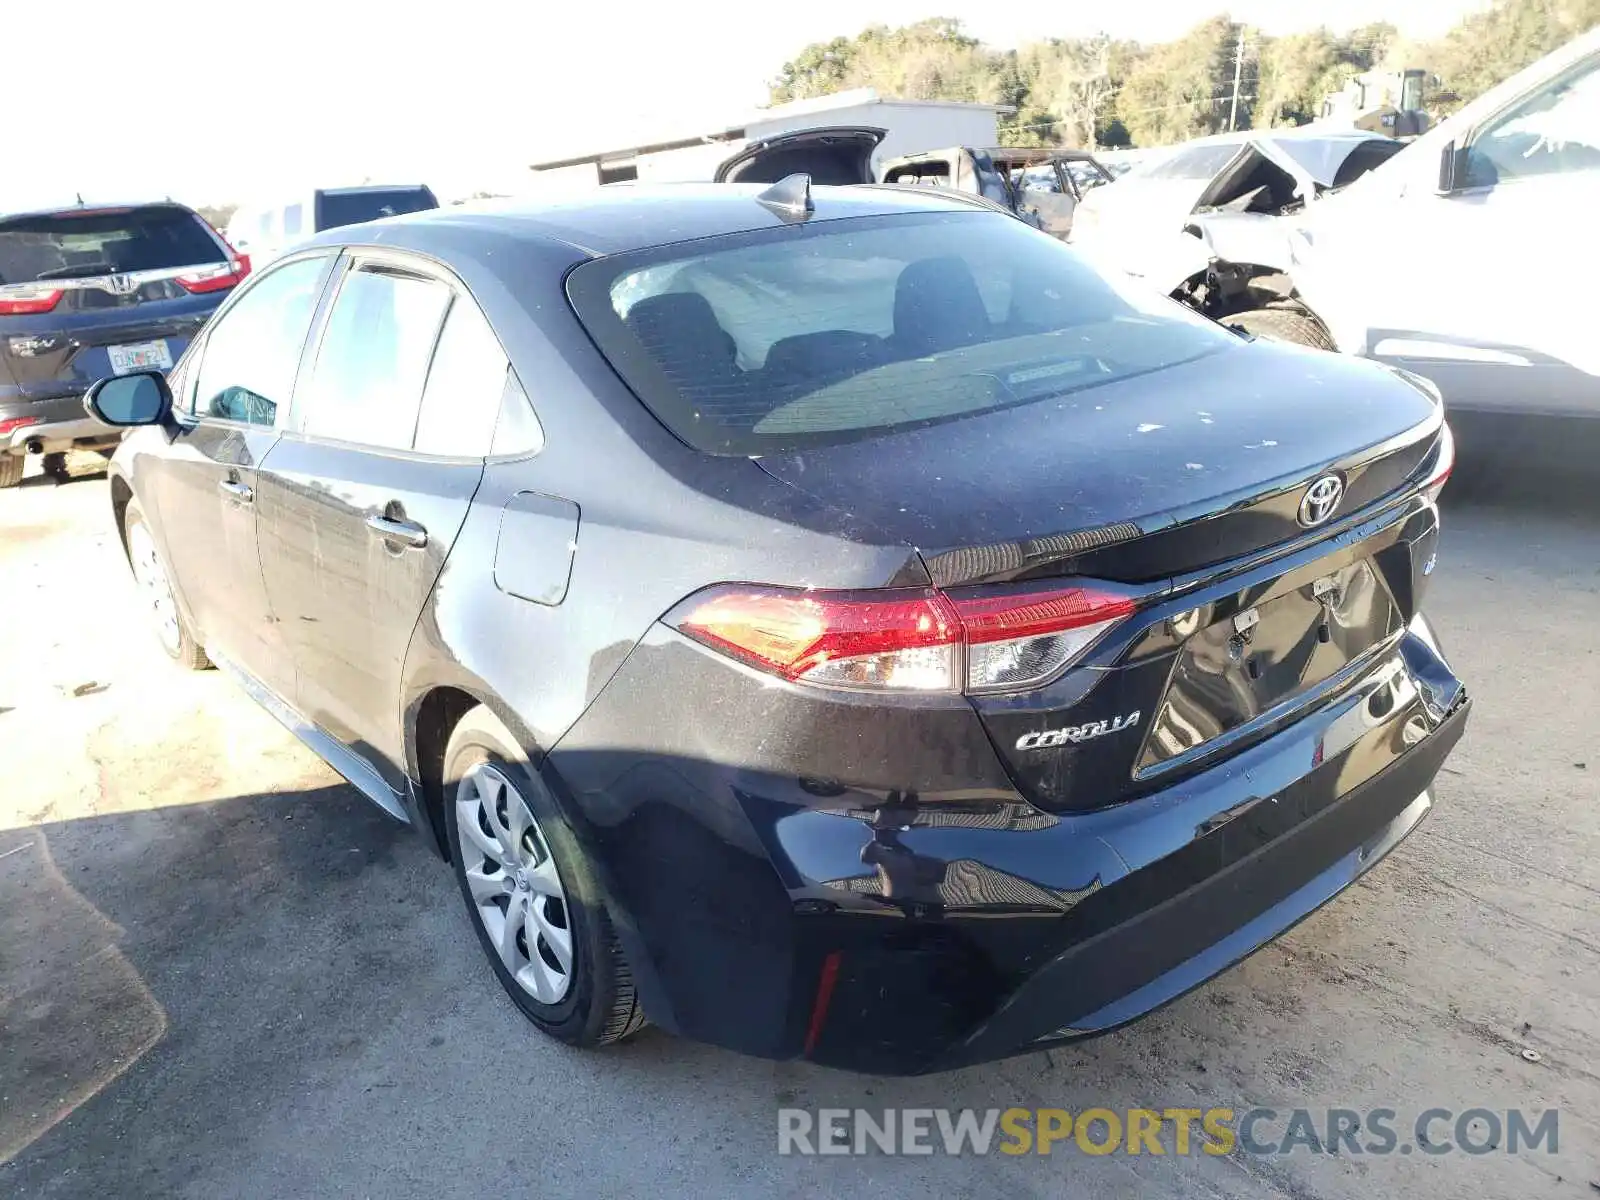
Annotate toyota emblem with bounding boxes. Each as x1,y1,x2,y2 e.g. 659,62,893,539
1298,474,1345,527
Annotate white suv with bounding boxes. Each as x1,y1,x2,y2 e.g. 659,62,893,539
1283,29,1600,422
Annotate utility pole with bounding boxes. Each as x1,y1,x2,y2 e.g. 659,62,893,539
1227,26,1246,132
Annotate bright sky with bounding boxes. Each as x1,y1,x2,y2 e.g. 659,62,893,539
10,0,1490,209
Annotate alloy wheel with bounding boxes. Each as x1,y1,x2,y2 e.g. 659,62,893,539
454,762,574,1004
128,520,181,656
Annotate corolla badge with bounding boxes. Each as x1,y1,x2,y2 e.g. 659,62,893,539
1016,711,1141,751
1298,473,1345,527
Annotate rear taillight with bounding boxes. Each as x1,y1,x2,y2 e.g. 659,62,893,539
175,260,248,294
948,586,1136,693
0,285,64,315
669,580,1135,694
1423,422,1454,505
0,415,43,435
672,586,960,692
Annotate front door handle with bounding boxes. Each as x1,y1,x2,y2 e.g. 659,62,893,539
365,512,428,549
218,479,253,503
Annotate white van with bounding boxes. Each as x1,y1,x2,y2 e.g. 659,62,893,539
225,184,438,267
1278,29,1600,422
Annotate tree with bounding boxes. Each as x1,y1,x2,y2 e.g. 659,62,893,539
1426,0,1600,114
763,4,1600,150
1116,17,1245,146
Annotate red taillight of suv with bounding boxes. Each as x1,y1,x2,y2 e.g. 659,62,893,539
669,581,1136,695
0,285,64,315
175,259,249,294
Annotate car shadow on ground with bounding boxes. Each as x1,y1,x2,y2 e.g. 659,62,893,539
0,773,1296,1196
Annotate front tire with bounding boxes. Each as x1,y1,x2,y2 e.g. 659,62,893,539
123,500,210,670
443,705,647,1048
1225,306,1337,350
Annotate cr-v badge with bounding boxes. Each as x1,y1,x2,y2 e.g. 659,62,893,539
1016,711,1141,750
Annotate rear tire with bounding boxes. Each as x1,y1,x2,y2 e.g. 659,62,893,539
1225,307,1337,350
443,705,647,1048
122,501,210,670
0,456,22,489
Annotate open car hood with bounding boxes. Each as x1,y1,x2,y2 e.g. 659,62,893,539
713,126,886,185
1193,134,1386,211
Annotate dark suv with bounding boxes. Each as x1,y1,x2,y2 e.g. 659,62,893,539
0,201,245,486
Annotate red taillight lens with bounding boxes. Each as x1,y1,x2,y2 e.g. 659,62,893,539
0,414,43,435
672,586,961,692
670,580,1135,694
0,285,64,315
1423,422,1454,505
175,260,247,294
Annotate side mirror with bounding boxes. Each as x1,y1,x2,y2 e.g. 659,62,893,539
84,371,172,427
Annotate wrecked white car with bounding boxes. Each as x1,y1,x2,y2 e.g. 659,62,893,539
1069,128,1403,343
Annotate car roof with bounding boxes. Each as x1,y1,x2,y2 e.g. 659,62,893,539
1,199,200,221
303,182,1001,258
318,184,433,196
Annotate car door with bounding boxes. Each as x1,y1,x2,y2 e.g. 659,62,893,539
1305,51,1600,419
1401,53,1600,417
152,251,334,696
1010,163,1077,239
253,251,503,790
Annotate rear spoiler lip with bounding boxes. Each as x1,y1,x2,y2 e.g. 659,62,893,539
917,404,1444,591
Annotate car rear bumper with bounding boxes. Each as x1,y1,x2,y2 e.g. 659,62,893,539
2,396,122,454
548,613,1468,1074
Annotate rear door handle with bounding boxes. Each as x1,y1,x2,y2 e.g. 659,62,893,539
218,479,253,503
365,513,428,549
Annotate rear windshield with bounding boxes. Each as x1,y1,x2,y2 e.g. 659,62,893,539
567,210,1233,455
0,205,222,285
316,187,438,231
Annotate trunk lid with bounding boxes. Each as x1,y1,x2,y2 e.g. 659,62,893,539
753,339,1440,586
755,340,1446,813
714,126,885,185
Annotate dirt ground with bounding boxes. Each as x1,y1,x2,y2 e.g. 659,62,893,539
1,454,1596,1199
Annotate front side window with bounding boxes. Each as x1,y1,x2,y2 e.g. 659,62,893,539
191,255,329,426
414,294,513,458
568,211,1232,455
1464,55,1600,186
298,266,451,449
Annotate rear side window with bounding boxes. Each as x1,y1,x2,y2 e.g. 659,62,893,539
315,188,437,231
567,210,1231,455
192,255,330,426
299,266,450,449
0,205,223,285
414,296,511,457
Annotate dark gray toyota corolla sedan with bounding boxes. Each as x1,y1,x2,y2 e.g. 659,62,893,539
87,181,1467,1074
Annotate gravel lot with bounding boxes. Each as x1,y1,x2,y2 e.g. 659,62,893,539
1,454,1596,1199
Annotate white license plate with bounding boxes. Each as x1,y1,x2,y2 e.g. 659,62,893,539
107,340,173,375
